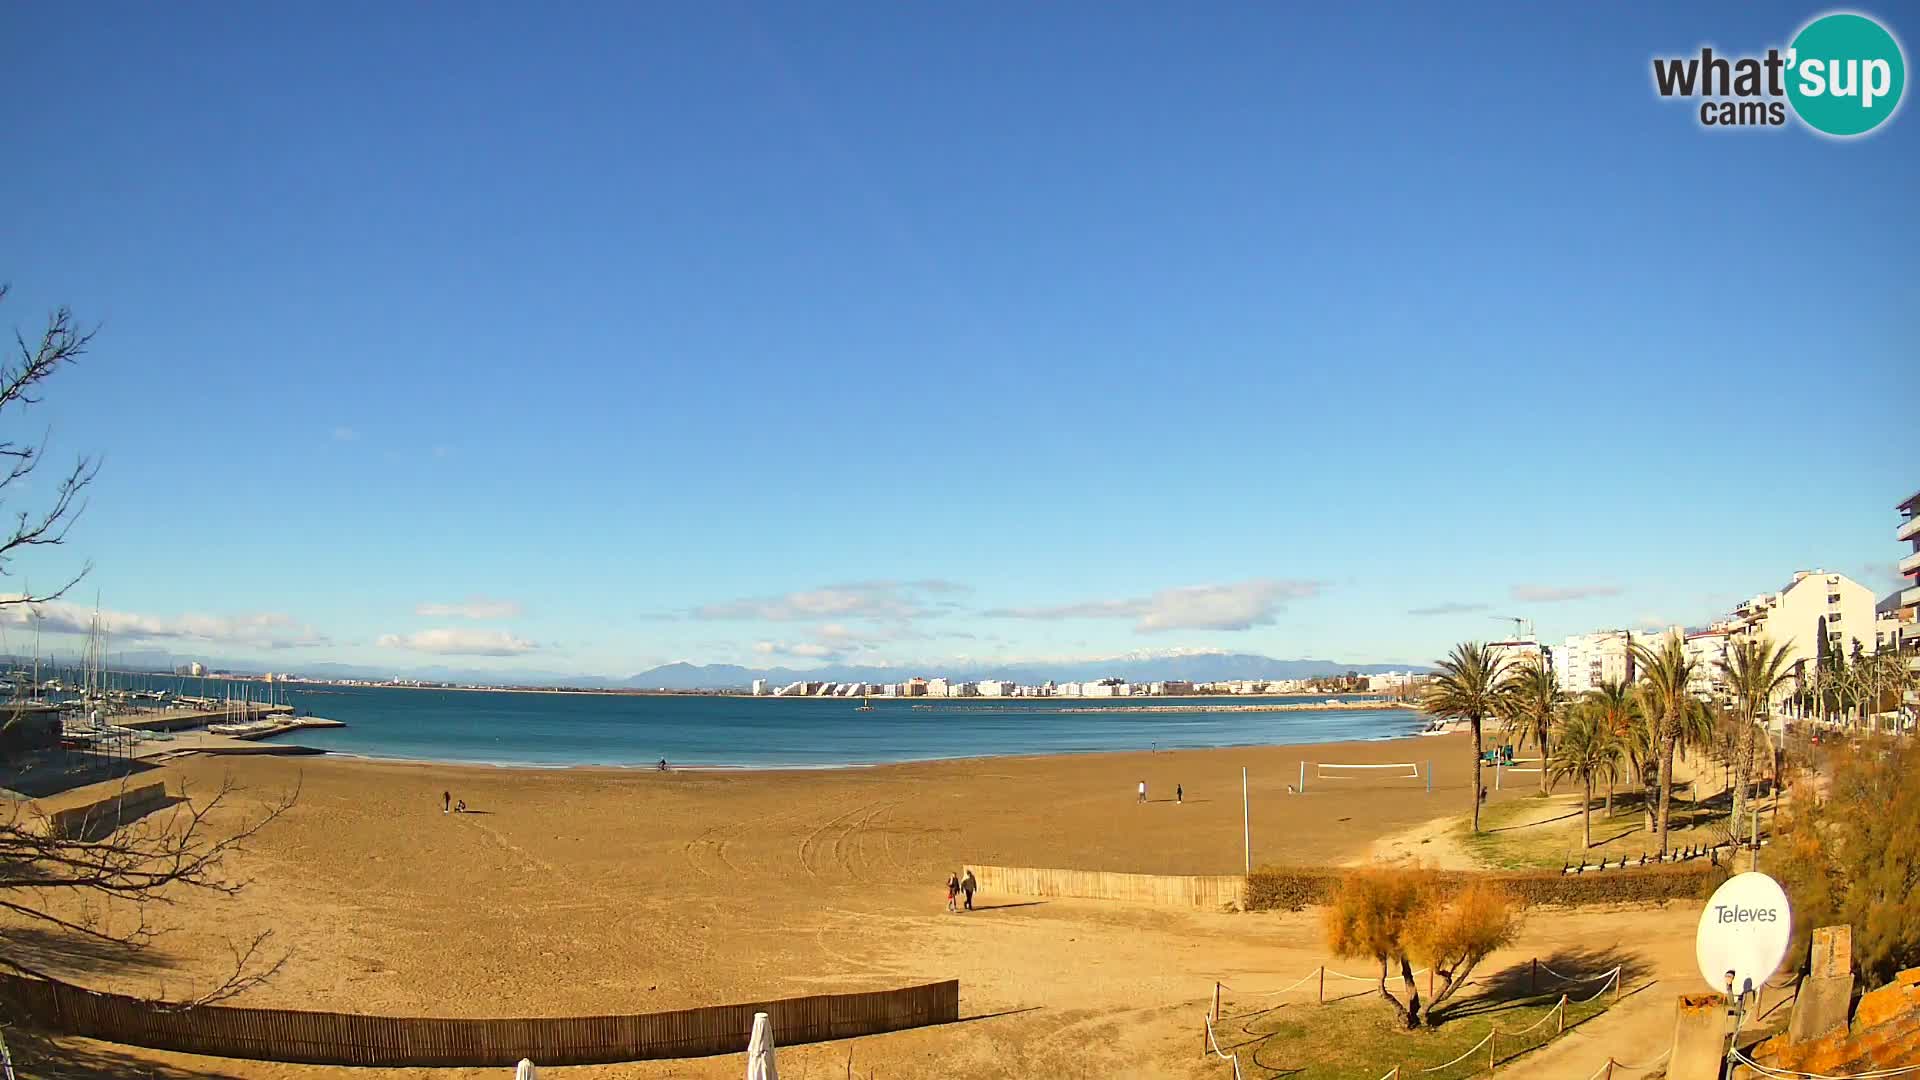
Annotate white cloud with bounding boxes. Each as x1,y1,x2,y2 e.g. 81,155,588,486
1408,601,1491,616
415,597,524,620
377,628,538,656
693,580,966,622
753,640,842,660
987,578,1322,633
332,426,360,442
1510,584,1625,603
1,598,330,650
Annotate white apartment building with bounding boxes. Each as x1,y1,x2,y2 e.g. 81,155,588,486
1684,629,1733,702
1553,632,1631,696
1725,570,1878,670
1487,639,1545,677
925,678,949,698
750,679,767,696
976,680,1009,697
1898,490,1920,657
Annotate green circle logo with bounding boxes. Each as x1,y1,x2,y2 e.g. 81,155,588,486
1787,13,1906,136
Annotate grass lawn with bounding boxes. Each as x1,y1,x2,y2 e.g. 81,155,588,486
1211,979,1617,1079
1455,780,1762,871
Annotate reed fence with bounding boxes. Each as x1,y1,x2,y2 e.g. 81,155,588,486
0,973,958,1067
965,863,1246,910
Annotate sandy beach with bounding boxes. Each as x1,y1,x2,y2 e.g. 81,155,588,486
6,735,1708,1079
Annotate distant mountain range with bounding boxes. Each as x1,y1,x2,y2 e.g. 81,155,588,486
74,648,1422,691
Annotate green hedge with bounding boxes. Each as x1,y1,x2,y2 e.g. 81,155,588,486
1243,861,1716,912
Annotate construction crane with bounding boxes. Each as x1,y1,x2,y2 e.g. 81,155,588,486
1489,615,1535,641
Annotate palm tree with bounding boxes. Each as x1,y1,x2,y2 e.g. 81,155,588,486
1581,679,1636,817
1422,642,1512,834
1549,709,1622,850
1630,632,1696,856
1717,637,1795,829
1676,695,1716,819
1495,655,1564,795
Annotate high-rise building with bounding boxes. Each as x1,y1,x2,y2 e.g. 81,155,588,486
1898,490,1920,657
750,679,767,696
1554,631,1633,696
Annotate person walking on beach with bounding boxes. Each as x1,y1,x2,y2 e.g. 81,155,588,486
1176,783,1183,805
961,869,977,912
1137,780,1147,803
945,872,960,914
443,790,451,814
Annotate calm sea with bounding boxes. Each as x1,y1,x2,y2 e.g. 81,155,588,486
214,686,1423,768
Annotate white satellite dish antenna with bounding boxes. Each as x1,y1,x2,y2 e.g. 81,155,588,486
1696,872,1791,999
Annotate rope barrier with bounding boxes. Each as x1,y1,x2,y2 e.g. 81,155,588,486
1729,1049,1920,1079
1568,969,1623,1004
1218,969,1321,999
1202,1011,1244,1080
1208,959,1619,1076
1538,962,1619,983
1419,1030,1495,1073
1325,967,1431,982
1494,997,1567,1037
1608,1045,1673,1071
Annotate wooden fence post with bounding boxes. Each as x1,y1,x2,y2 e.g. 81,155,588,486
1530,958,1538,994
1489,1031,1498,1073
1318,966,1324,1005
1557,996,1566,1034
1212,982,1220,1023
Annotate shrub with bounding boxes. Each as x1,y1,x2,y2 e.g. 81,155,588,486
1772,737,1920,989
1321,865,1523,1027
1246,861,1709,912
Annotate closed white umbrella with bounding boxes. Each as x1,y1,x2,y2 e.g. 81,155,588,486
747,1011,778,1080
515,1059,538,1080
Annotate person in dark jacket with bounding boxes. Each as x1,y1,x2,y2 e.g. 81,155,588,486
961,869,977,912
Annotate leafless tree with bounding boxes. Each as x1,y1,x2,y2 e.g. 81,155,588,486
0,284,294,1006
0,775,298,1006
0,284,100,609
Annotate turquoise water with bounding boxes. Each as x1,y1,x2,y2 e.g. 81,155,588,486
236,685,1423,767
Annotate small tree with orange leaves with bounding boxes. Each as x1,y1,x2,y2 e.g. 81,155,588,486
1408,880,1523,1025
1323,866,1426,1028
1325,866,1524,1028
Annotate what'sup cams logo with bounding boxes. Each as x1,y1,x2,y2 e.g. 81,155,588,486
1653,11,1906,136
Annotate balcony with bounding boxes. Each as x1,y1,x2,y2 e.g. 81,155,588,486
1905,585,1920,609
1902,548,1920,577
1901,514,1920,543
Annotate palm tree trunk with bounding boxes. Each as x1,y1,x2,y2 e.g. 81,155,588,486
1538,721,1549,795
1605,779,1613,818
1471,717,1483,833
1657,733,1677,855
1583,777,1593,848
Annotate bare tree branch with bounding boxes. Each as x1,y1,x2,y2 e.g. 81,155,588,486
0,773,299,1005
0,285,100,607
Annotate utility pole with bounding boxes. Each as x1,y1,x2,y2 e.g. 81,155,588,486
1242,767,1250,874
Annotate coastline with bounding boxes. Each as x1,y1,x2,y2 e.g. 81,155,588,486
275,681,1408,702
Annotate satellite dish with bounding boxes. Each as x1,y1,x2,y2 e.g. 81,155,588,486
1696,872,1791,999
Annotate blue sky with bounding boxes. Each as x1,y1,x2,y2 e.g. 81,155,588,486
2,2,1913,676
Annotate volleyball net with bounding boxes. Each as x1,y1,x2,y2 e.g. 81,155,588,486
1295,760,1430,793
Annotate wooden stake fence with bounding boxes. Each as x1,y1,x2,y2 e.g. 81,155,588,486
0,973,958,1067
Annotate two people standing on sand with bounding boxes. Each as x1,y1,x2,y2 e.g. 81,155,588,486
944,870,977,913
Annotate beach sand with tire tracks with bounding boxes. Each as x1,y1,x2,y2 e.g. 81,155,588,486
4,733,1707,1078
